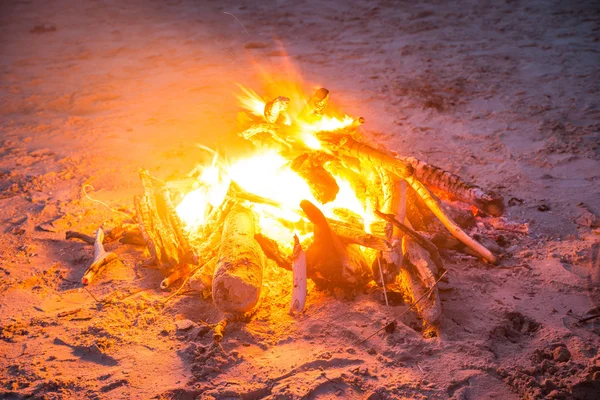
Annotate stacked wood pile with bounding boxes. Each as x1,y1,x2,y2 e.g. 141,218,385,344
127,87,505,340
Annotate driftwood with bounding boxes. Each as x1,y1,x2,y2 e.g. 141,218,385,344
375,211,445,275
400,156,505,217
405,176,497,264
400,236,443,337
82,228,119,285
134,169,197,270
301,200,370,288
290,235,307,315
291,152,339,204
319,132,414,179
255,233,292,270
264,96,290,124
161,264,191,290
300,88,330,120
373,168,405,285
320,132,496,263
212,204,265,313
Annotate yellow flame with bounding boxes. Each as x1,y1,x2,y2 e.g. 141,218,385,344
235,84,265,117
176,84,371,244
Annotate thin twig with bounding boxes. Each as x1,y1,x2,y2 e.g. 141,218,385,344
578,314,600,323
223,12,250,37
357,270,447,345
161,261,210,308
84,287,102,305
377,256,389,306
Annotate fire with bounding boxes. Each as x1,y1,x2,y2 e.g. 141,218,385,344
176,82,369,246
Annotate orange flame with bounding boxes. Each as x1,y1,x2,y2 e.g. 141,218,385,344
176,79,368,247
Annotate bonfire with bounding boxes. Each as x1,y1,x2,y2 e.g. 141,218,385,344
79,82,507,340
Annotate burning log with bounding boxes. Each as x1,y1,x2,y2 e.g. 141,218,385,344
319,132,414,178
134,169,197,270
373,168,406,285
255,233,292,270
375,210,445,274
321,132,496,263
82,228,119,285
399,156,505,217
399,235,442,337
290,234,307,315
264,96,290,124
300,200,370,289
291,152,339,204
329,222,389,251
212,204,265,313
299,88,329,120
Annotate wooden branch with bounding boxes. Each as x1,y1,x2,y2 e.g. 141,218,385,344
264,96,290,124
66,231,96,245
300,88,329,119
290,235,307,315
134,169,197,270
160,264,191,290
82,228,119,285
404,176,497,264
399,156,504,217
375,210,445,275
300,200,370,288
291,153,339,205
400,236,443,337
212,204,265,313
255,233,292,270
318,132,414,178
327,221,390,251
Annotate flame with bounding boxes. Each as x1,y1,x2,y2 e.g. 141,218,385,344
235,84,265,118
176,81,371,247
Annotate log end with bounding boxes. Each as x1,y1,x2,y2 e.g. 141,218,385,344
213,271,261,313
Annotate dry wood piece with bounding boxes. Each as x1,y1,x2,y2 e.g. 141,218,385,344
319,132,414,179
255,233,292,270
405,176,497,264
161,264,191,290
290,235,307,315
305,88,330,117
82,228,119,285
375,210,444,275
264,96,290,124
400,236,442,337
400,156,505,217
374,168,406,285
291,153,339,204
66,230,97,245
327,220,390,251
212,204,265,313
301,200,370,288
134,169,197,270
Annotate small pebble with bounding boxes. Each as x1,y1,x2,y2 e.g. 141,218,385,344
553,346,571,362
175,319,195,331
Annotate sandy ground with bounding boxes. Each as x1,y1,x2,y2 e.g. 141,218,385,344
1,0,599,398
